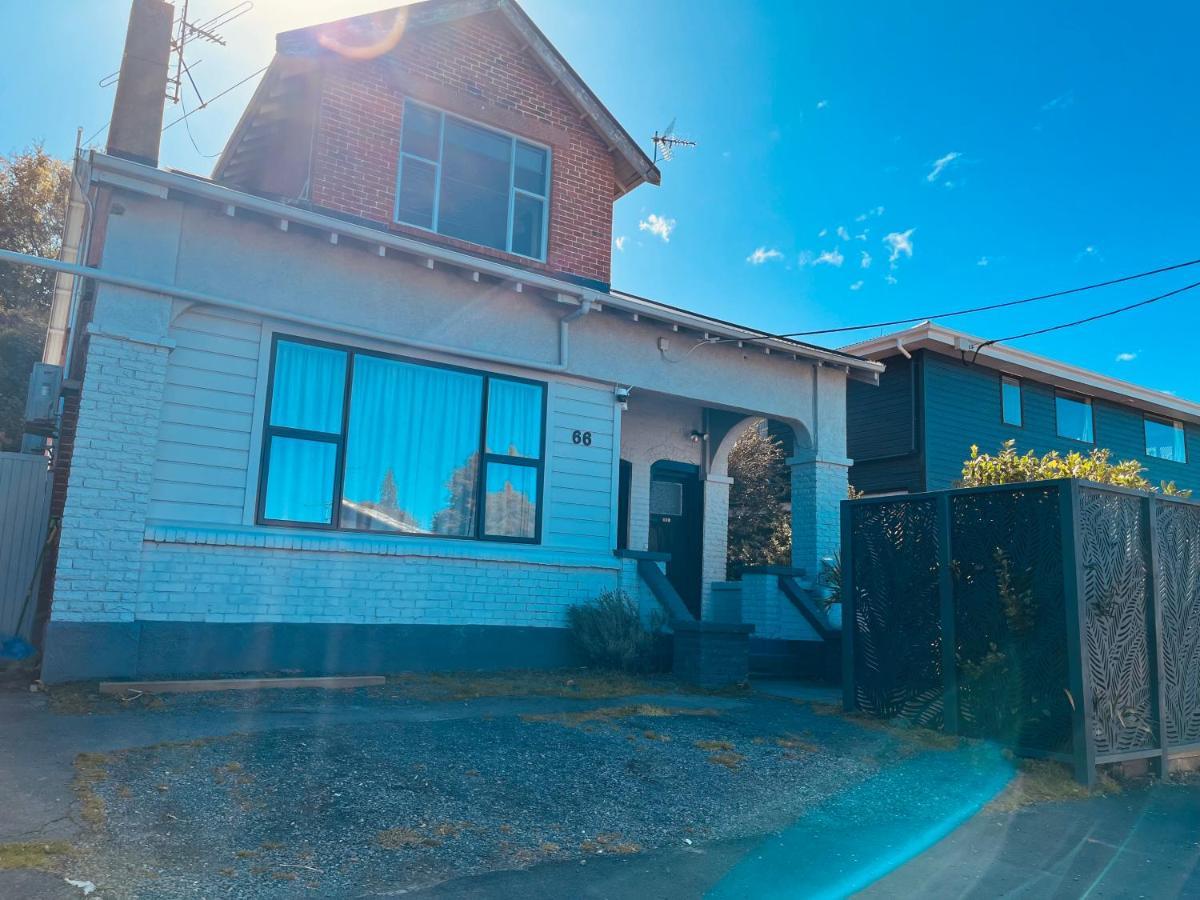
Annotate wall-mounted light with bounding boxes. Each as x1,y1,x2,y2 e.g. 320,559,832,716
689,430,709,443
614,386,631,411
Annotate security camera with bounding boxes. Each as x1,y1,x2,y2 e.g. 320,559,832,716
614,386,631,410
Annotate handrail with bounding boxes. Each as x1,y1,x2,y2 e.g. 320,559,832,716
778,575,838,641
636,558,696,623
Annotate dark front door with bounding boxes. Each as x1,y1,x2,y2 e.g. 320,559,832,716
647,462,703,617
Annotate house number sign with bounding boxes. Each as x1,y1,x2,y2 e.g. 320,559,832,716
571,430,593,446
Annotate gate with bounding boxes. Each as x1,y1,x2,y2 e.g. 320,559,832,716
0,452,54,643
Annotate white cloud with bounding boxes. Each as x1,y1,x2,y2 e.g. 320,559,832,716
885,274,898,285
860,251,872,269
613,236,626,252
1042,90,1075,112
813,248,844,267
976,256,990,266
854,206,886,222
836,225,851,241
1076,245,1103,262
638,214,675,242
883,228,915,265
816,99,828,109
817,227,828,238
926,151,961,183
1115,351,1138,362
746,247,784,265
855,231,869,241
849,280,864,291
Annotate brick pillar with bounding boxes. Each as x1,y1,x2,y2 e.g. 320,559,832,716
701,474,732,610
628,461,651,552
789,454,850,580
49,327,172,623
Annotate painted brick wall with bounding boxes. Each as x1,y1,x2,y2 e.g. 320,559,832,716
791,458,849,579
309,10,616,285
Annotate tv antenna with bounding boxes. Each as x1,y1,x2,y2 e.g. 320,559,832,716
166,0,255,103
651,118,696,163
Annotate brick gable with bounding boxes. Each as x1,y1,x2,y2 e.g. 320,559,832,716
309,10,617,286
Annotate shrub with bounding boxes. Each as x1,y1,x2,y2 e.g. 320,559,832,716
567,591,662,673
959,440,1191,497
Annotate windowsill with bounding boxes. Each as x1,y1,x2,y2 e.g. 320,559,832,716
143,521,620,569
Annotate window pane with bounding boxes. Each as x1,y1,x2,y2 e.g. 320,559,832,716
486,379,543,458
1001,377,1022,426
401,102,440,160
511,193,544,259
514,142,547,194
1056,395,1093,442
438,117,512,251
269,341,347,434
263,437,337,523
1146,418,1187,462
397,157,436,230
341,355,484,536
484,462,538,538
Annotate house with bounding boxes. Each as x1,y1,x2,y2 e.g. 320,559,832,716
844,321,1200,495
33,0,882,682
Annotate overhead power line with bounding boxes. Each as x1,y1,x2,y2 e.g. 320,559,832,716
706,255,1200,346
967,278,1200,362
161,64,268,132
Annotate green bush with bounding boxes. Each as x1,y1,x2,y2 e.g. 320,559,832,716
567,591,662,673
960,440,1191,497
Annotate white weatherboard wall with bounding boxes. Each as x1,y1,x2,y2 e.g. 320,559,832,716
51,185,852,638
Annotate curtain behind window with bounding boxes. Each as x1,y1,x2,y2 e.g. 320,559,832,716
341,356,483,535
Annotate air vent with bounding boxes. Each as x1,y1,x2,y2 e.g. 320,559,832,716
650,479,683,516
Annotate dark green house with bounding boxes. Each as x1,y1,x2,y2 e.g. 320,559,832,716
844,322,1200,495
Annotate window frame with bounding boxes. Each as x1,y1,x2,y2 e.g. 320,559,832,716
394,99,552,263
1144,414,1188,464
1054,390,1095,444
256,333,547,544
999,374,1023,428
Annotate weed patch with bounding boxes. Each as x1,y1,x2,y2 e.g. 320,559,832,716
988,759,1120,812
708,751,745,770
0,841,72,871
523,703,721,728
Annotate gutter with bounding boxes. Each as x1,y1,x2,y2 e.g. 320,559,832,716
87,152,884,379
0,248,585,375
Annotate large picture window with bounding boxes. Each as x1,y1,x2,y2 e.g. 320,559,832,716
395,100,551,261
258,337,545,542
1055,391,1094,443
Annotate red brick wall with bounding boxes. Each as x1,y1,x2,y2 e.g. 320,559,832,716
309,10,616,285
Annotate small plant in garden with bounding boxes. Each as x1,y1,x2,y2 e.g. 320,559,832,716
567,591,663,673
959,440,1192,496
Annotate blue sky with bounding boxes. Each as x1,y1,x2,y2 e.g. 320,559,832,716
4,1,1199,397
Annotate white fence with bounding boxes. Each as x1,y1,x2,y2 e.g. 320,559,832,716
0,452,53,641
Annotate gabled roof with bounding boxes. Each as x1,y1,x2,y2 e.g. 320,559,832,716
844,321,1200,423
215,0,660,198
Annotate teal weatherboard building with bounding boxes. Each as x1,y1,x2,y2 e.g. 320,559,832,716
843,322,1200,495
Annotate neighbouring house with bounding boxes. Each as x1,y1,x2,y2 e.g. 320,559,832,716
33,0,881,682
844,321,1200,495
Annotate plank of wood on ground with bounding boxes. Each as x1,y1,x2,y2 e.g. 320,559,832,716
97,675,386,695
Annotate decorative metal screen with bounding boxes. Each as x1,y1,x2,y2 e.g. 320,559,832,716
951,487,1072,754
1153,499,1200,748
1078,488,1155,757
848,499,942,726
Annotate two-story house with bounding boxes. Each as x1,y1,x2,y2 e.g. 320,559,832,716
845,321,1200,495
33,0,881,682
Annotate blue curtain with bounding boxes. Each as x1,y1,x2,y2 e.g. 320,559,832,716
341,356,483,535
270,341,347,434
483,462,538,539
263,437,337,524
486,379,543,458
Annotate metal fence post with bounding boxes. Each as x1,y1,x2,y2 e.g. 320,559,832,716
936,491,958,734
1060,481,1096,787
841,499,857,713
1145,495,1171,777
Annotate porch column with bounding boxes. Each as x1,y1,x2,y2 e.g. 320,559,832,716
701,473,733,614
789,453,851,580
627,460,651,552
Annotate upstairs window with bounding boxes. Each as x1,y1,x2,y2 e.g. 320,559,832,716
1145,415,1187,463
396,100,550,261
1055,391,1094,443
1000,375,1023,427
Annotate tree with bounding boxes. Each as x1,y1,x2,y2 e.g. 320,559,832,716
726,422,792,576
0,145,71,450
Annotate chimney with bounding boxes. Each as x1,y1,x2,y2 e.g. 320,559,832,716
106,0,174,166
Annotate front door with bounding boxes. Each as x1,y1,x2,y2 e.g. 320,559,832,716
647,462,703,617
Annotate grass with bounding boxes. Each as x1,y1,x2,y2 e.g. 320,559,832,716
522,703,721,728
73,751,110,828
0,841,72,871
707,751,746,770
988,759,1121,812
378,669,663,703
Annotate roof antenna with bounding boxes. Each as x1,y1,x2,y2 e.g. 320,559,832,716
166,0,255,104
651,117,696,163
